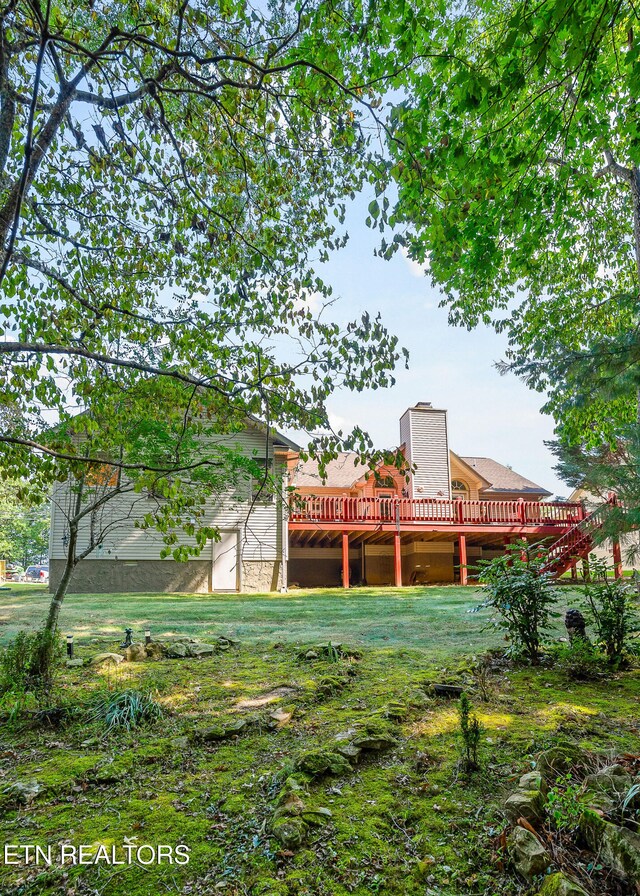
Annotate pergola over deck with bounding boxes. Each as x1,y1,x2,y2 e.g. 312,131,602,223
289,495,586,587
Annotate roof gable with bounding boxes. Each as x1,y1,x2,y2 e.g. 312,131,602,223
460,456,551,497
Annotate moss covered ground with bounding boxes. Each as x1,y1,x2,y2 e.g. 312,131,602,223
1,586,639,896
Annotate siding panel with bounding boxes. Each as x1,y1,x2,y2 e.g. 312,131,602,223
50,426,285,564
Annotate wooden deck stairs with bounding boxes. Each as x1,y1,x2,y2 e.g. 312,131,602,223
541,502,611,577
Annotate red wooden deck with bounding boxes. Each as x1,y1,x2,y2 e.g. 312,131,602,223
289,495,583,530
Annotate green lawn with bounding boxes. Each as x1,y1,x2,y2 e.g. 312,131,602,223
1,585,638,896
1,583,515,656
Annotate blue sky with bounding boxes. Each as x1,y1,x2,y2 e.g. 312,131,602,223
311,196,568,498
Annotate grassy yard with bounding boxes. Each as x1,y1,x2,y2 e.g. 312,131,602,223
1,583,512,655
1,586,639,896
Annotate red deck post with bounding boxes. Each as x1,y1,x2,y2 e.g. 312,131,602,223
518,498,527,525
393,532,402,587
459,534,468,585
342,531,349,589
613,539,623,579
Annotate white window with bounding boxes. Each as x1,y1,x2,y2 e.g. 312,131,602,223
451,479,468,498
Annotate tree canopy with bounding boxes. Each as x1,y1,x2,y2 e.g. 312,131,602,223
0,0,416,498
387,0,640,446
0,478,48,567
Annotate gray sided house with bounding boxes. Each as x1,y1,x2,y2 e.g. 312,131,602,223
49,421,299,594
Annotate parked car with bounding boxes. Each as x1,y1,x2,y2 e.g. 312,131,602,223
24,565,49,583
5,564,25,581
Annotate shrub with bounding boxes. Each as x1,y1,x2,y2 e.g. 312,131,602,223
477,542,560,664
89,689,163,732
554,639,603,681
545,774,584,832
458,692,481,771
0,630,63,695
582,557,640,667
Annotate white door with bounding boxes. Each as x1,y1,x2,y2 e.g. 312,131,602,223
212,531,239,591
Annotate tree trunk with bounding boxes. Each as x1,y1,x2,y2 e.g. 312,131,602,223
44,522,77,635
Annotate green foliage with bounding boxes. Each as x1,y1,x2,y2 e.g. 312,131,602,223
545,774,584,832
386,0,640,495
582,557,640,666
0,629,63,695
553,639,603,681
457,692,481,771
89,689,163,732
0,0,413,500
477,543,560,664
621,782,640,828
0,479,49,567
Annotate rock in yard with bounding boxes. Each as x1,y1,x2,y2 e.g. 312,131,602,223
536,742,583,782
295,749,352,777
198,719,250,741
271,815,307,849
90,652,124,667
66,658,84,668
519,771,546,795
187,642,217,657
504,789,545,825
273,792,305,819
123,644,147,662
3,780,42,805
579,808,640,882
507,826,551,880
353,732,397,752
268,709,293,729
352,717,397,752
166,642,190,658
581,764,634,815
301,807,332,826
145,641,165,659
537,871,589,896
335,741,361,760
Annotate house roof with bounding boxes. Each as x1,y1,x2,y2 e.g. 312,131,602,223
246,415,301,452
293,450,551,497
290,452,365,488
450,452,492,489
460,456,552,497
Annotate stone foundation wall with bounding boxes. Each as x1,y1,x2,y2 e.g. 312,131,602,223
51,558,284,594
49,559,211,594
241,560,282,592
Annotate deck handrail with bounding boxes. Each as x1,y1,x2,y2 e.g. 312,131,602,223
289,495,583,527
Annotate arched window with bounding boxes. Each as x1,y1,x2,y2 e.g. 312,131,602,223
451,479,468,499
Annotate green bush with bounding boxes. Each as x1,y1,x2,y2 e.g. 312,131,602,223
554,639,603,681
545,774,584,832
0,629,63,695
477,542,560,664
89,689,163,732
583,557,640,667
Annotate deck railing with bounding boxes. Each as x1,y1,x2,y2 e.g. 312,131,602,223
289,495,584,527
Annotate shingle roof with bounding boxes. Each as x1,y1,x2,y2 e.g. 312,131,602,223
460,456,551,497
290,452,364,488
293,451,551,497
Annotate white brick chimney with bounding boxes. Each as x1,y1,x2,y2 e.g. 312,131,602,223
399,402,451,499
